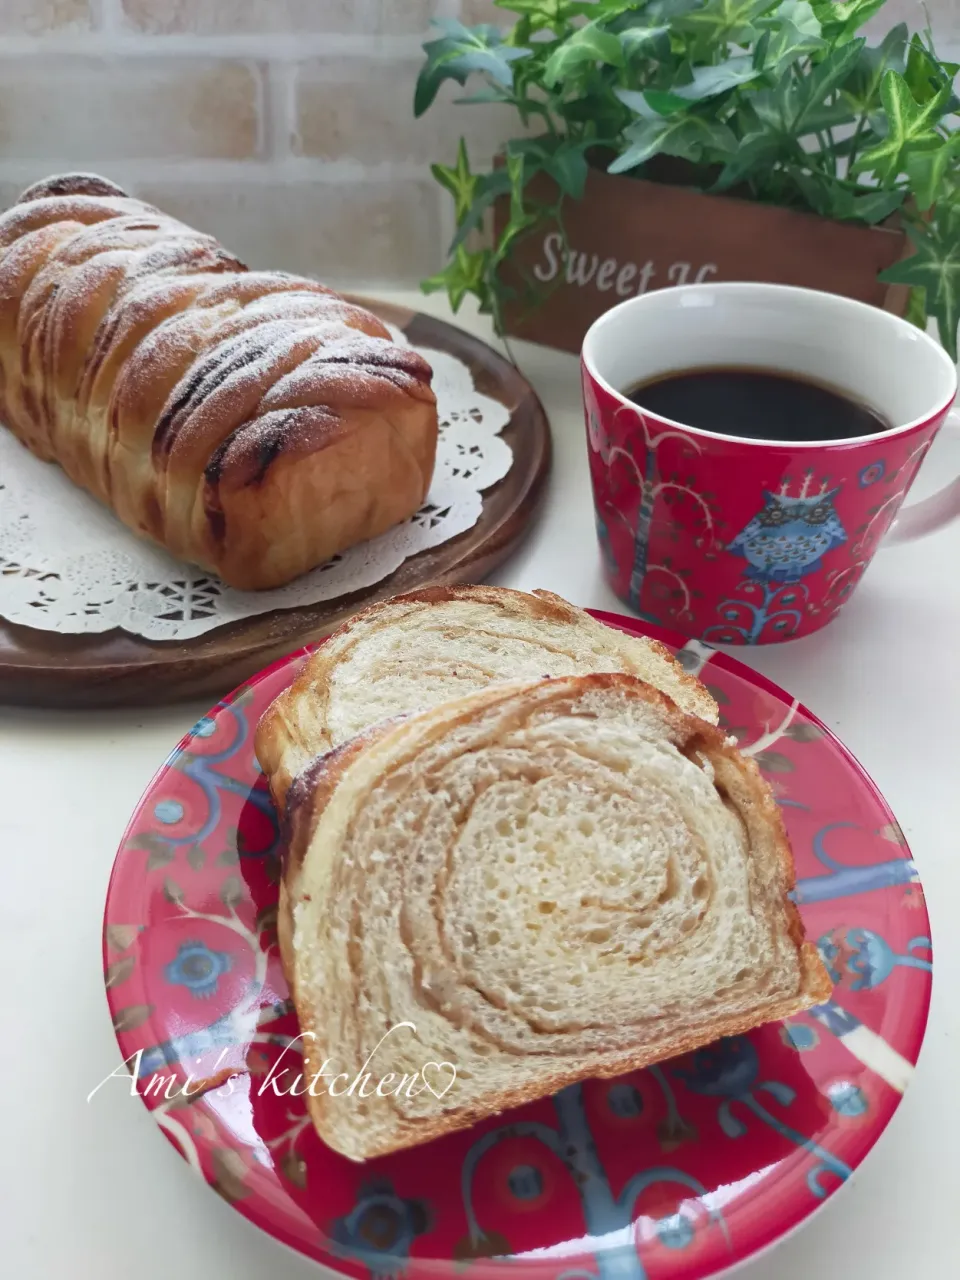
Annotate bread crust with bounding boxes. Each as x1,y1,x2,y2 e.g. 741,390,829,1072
0,174,438,590
254,584,720,808
283,672,832,1161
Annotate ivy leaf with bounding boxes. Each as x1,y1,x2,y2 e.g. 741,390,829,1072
806,179,904,224
454,85,514,105
677,0,780,54
752,28,771,71
712,130,783,189
904,32,958,106
449,168,511,251
493,0,570,30
905,285,928,330
414,19,532,116
496,0,611,30
543,20,624,88
846,188,905,224
542,142,591,198
800,99,858,134
852,70,953,183
642,0,702,18
786,167,833,216
841,24,908,117
647,90,696,115
431,138,481,223
812,0,886,45
829,127,882,159
609,115,738,173
418,0,960,328
879,218,960,359
617,20,670,58
559,92,630,133
506,148,529,222
906,133,960,211
617,88,683,118
747,87,798,136
750,41,861,138
422,244,490,312
792,39,864,132
671,56,762,102
502,134,591,197
757,1,825,71
495,208,540,262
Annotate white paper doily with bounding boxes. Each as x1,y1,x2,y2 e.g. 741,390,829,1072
0,325,513,640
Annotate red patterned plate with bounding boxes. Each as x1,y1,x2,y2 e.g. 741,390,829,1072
102,611,931,1280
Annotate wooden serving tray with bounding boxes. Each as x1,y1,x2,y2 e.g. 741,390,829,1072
0,299,551,709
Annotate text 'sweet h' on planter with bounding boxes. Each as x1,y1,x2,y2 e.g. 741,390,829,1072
492,162,909,355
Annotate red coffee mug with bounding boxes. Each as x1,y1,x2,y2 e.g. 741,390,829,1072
581,282,960,644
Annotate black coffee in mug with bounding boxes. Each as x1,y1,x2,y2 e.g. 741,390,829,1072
626,366,892,442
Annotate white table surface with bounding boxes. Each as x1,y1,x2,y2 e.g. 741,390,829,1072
2,290,958,1280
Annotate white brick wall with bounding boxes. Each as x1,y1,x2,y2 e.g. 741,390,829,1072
0,0,957,288
0,0,512,287
867,0,960,45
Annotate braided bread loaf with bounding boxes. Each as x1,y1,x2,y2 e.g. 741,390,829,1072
282,673,832,1161
0,173,438,590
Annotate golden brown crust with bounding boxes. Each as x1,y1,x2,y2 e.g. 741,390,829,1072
0,174,438,590
346,976,831,1160
687,724,833,1009
285,671,832,1161
16,173,133,203
276,717,408,1001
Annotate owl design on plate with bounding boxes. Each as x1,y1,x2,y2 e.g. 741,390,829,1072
728,480,847,583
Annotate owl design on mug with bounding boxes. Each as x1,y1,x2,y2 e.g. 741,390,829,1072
728,480,847,584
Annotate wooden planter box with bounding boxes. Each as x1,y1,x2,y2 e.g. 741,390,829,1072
492,160,910,355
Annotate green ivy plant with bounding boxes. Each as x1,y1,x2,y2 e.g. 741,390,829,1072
414,0,960,356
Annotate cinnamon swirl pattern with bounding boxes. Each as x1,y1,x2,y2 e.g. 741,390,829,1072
282,673,832,1162
255,584,721,809
0,173,438,589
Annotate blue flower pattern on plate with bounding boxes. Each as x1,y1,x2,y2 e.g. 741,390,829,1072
164,940,232,999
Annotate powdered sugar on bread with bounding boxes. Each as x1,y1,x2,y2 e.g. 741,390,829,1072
0,173,438,590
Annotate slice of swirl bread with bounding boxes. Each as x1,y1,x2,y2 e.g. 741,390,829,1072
282,673,832,1162
255,585,719,807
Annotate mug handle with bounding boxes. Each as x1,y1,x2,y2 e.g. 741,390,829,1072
884,409,960,545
